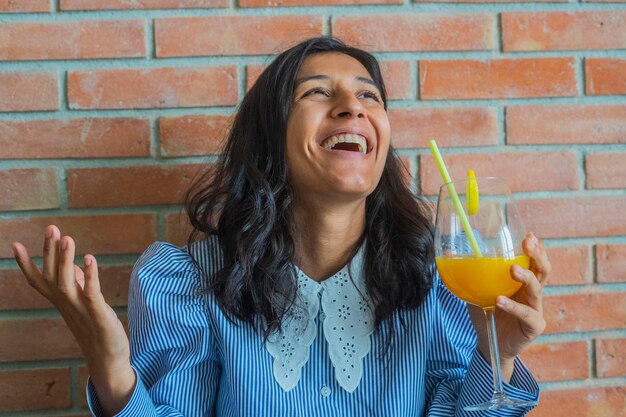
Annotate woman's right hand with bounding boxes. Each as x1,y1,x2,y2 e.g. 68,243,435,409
11,225,136,416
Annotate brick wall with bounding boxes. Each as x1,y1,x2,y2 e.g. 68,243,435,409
1,1,625,415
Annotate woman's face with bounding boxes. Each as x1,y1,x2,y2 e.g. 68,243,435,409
285,52,390,203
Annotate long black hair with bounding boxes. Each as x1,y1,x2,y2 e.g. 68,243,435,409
185,37,435,350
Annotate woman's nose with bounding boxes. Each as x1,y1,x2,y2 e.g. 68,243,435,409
330,91,366,119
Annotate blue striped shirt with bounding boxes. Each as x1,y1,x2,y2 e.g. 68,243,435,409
87,236,539,416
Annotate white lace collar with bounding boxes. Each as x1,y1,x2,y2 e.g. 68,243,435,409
265,243,375,393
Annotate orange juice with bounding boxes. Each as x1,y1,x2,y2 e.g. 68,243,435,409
435,255,529,308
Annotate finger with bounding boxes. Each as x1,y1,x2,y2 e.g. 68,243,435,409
11,242,43,289
57,236,78,297
82,254,107,318
523,233,552,284
83,255,102,296
43,225,61,282
497,296,546,339
511,264,543,312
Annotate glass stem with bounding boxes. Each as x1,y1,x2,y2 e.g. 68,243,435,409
484,307,505,397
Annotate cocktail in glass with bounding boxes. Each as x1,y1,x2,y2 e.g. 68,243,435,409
434,176,537,411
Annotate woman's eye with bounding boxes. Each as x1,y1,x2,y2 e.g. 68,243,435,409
302,88,330,98
359,90,381,101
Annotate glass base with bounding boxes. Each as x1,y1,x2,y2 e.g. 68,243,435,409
463,393,538,411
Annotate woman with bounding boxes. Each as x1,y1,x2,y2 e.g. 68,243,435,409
11,37,550,417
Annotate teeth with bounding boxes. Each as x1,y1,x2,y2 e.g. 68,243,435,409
321,134,367,154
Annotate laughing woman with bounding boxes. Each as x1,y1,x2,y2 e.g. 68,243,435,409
12,37,551,417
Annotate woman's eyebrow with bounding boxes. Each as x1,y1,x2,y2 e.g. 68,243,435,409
355,76,377,87
295,74,329,86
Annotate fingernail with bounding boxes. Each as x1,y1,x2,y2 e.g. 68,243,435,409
512,264,522,275
497,297,508,308
84,255,92,267
528,235,537,249
61,239,68,251
46,227,52,239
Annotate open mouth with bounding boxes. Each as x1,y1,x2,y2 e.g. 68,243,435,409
320,134,369,154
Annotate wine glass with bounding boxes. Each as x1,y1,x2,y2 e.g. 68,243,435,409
434,176,537,411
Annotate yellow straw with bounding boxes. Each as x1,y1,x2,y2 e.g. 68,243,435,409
428,140,482,257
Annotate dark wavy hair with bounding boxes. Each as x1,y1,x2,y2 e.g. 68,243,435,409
185,37,435,351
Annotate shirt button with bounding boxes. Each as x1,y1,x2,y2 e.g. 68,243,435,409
320,312,326,321
320,386,331,397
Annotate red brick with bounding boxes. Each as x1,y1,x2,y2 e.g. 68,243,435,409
0,368,70,412
89,264,133,307
78,366,89,407
422,0,568,3
413,0,564,2
596,338,626,378
0,72,58,111
61,0,228,9
0,265,132,311
0,168,59,211
420,150,578,195
68,165,204,208
0,270,52,310
518,197,626,239
388,107,497,149
586,153,626,189
380,61,412,100
165,212,196,247
506,105,626,145
159,115,231,156
0,20,145,61
155,16,322,57
332,14,494,52
0,0,49,12
0,118,150,159
420,58,577,99
242,0,398,5
596,245,626,283
586,58,626,95
545,245,592,286
0,319,82,361
0,214,156,258
528,387,626,417
543,292,626,334
68,66,237,109
502,11,626,51
246,65,264,91
520,341,588,382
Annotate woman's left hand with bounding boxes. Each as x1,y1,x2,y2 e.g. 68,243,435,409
468,232,551,380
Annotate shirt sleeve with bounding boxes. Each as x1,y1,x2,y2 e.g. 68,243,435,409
86,242,221,417
425,275,539,417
